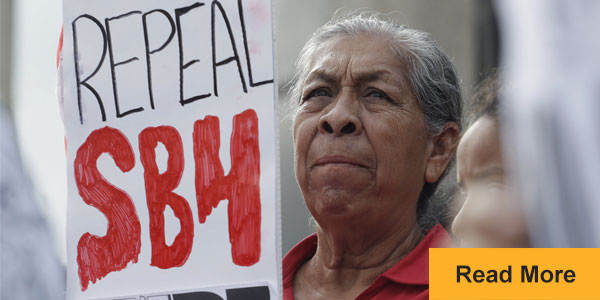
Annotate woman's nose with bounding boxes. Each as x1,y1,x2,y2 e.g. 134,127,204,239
318,94,362,136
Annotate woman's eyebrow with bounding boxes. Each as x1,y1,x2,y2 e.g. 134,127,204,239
305,69,398,85
305,70,338,84
353,70,408,89
353,70,392,83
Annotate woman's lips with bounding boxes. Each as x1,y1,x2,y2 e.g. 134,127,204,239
311,155,368,168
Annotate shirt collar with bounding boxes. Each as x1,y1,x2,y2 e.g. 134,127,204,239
380,224,452,285
282,224,453,288
283,233,318,289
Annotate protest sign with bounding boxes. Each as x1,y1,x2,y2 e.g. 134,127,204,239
60,0,280,299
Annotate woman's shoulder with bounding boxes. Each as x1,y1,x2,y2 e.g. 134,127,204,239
282,233,317,300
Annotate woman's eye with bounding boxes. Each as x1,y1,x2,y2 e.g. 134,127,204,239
367,91,384,98
303,88,332,101
365,89,391,101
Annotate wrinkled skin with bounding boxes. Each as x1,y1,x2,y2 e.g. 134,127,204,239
292,34,459,300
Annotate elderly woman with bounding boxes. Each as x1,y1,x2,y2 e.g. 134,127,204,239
283,14,462,300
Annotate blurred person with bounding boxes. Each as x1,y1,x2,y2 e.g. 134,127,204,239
0,103,65,299
455,1,600,249
496,0,600,247
283,13,462,300
451,71,529,248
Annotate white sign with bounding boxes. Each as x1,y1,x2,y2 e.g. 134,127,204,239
96,282,272,300
60,0,279,299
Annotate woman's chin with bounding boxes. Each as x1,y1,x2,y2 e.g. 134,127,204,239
308,166,374,192
307,188,368,220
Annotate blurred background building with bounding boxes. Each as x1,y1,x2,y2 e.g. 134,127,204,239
0,0,500,271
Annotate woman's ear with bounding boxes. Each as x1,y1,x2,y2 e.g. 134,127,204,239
425,122,460,183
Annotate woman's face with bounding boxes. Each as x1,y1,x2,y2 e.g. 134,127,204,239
293,34,433,227
453,116,529,247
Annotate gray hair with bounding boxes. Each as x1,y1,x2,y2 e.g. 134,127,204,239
464,69,502,128
290,13,462,229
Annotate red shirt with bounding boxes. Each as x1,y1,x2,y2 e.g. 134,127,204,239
282,224,452,300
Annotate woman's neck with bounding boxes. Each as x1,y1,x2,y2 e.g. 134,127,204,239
293,219,423,299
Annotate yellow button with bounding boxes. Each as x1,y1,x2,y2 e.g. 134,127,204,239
429,248,600,299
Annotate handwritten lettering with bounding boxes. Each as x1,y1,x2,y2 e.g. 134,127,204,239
74,110,261,290
193,109,261,266
74,127,141,291
139,126,194,268
70,1,272,124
